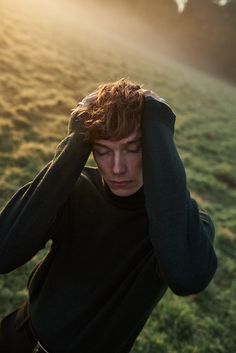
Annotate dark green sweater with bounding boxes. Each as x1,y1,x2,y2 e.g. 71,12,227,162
0,97,217,353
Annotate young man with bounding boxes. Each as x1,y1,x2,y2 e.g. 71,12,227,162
0,78,217,353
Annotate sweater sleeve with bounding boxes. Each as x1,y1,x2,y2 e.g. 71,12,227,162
142,97,217,296
0,130,91,274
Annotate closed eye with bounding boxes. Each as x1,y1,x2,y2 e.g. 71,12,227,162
93,147,111,156
126,144,142,153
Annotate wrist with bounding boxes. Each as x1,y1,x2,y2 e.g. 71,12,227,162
143,97,176,133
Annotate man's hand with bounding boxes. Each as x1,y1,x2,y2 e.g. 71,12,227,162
138,88,165,102
69,90,98,134
138,88,160,100
77,89,99,108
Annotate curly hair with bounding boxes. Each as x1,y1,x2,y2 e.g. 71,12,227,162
71,78,145,142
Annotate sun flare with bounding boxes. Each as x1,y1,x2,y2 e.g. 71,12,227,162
174,0,188,12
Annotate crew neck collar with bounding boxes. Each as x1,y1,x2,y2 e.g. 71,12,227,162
102,179,145,210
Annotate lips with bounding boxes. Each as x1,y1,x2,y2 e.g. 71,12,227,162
109,180,132,188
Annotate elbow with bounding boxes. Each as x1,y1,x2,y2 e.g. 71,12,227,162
0,259,16,274
170,280,211,296
0,264,15,275
168,255,218,296
0,250,19,274
0,258,23,274
0,251,8,274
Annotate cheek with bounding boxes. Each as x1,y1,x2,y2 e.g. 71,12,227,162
94,155,110,174
129,154,142,174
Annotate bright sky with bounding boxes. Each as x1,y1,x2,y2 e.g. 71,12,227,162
175,0,230,11
174,0,188,12
218,0,229,4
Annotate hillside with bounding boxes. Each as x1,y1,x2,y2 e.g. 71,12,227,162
0,0,236,352
85,0,236,83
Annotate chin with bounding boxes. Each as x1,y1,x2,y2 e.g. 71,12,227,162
110,187,138,197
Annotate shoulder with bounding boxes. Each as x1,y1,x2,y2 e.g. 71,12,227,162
74,166,103,193
64,166,103,210
81,166,101,184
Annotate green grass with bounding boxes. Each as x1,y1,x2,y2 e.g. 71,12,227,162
0,0,236,352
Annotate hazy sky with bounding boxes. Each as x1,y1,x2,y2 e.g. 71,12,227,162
175,0,188,12
175,0,230,11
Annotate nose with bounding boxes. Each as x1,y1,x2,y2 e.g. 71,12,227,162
112,152,127,175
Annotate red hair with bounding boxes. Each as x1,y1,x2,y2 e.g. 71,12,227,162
72,78,144,142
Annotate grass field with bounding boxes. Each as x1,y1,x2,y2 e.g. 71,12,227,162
0,0,236,352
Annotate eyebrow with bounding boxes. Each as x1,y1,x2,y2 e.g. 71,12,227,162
125,138,142,145
93,143,110,148
93,137,142,148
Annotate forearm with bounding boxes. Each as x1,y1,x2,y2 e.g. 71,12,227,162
0,130,91,273
142,97,217,295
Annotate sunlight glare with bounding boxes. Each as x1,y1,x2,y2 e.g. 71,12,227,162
174,0,188,12
218,0,229,5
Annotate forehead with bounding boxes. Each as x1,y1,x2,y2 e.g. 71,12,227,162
93,130,141,148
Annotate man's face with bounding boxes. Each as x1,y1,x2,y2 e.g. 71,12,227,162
92,130,143,197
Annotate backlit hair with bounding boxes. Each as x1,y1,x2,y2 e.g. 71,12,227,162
71,78,144,142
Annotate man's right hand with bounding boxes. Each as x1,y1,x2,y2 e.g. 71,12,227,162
68,90,99,134
77,89,99,108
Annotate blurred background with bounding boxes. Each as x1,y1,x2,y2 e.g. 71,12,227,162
65,0,236,83
0,0,236,352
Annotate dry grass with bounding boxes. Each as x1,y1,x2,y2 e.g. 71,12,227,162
0,0,236,352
